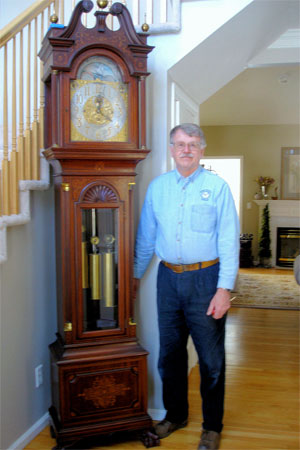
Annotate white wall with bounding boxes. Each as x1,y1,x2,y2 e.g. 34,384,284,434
0,186,57,450
0,0,35,27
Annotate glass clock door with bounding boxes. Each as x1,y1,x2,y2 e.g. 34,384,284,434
81,207,118,332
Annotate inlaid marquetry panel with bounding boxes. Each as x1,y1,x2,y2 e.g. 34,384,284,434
60,358,146,424
69,369,138,415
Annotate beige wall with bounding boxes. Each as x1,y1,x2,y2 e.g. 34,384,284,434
202,125,299,258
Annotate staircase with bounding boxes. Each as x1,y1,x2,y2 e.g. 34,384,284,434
0,0,181,262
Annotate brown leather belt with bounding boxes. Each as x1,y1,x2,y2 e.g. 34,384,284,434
162,258,219,273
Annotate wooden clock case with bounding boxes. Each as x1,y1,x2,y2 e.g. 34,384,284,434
39,2,156,448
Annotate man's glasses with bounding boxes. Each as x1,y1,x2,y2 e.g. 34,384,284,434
171,141,202,152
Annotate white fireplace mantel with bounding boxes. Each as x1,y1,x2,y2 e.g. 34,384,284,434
253,200,300,267
254,200,300,217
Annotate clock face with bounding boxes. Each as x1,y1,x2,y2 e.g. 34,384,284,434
70,56,128,142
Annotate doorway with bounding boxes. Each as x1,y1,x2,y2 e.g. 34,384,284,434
200,156,243,229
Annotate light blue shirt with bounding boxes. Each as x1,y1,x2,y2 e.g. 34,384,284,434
134,166,240,290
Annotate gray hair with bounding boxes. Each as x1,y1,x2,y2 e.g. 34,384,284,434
170,123,207,149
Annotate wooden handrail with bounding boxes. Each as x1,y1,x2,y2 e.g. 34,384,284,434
0,0,180,214
0,0,181,261
0,0,54,47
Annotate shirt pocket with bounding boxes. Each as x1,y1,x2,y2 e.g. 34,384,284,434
191,204,217,233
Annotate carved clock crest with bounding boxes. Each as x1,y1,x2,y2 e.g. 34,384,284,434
39,2,157,448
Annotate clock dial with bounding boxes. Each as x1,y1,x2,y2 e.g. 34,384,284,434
70,56,128,142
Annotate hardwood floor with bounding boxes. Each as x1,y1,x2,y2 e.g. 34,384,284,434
26,296,299,449
239,267,294,276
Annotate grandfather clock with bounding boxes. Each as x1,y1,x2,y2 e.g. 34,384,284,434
39,1,156,447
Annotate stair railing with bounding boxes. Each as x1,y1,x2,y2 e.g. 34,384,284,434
0,0,180,262
0,0,57,216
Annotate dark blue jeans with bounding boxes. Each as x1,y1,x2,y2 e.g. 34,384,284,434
157,261,226,433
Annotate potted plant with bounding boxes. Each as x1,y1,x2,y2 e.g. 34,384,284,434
258,203,272,267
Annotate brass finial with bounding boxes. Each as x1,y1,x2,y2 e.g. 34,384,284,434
141,13,149,32
97,0,108,8
50,13,58,23
141,22,149,32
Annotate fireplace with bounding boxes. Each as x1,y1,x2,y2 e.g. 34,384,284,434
254,200,300,267
276,227,300,267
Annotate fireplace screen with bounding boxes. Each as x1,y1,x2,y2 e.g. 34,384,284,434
276,227,300,267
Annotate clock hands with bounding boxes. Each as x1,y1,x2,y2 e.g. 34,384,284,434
93,95,113,123
95,95,102,113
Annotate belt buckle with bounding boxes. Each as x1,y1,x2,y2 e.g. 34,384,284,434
176,265,184,273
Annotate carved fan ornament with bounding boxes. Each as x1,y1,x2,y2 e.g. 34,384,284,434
82,184,118,203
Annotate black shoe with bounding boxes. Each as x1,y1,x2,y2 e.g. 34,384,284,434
154,418,188,438
198,430,221,449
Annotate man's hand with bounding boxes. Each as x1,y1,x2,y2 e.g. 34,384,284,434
206,288,231,319
132,278,140,301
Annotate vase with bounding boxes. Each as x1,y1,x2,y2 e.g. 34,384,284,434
261,185,268,199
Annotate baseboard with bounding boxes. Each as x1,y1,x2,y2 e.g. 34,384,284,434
9,412,49,450
148,408,166,421
8,409,163,448
8,408,166,448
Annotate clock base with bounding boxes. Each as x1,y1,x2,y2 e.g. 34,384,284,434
49,408,160,449
49,339,158,448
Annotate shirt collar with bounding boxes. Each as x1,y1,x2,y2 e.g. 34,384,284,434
175,165,203,184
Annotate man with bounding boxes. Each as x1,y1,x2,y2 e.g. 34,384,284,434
133,123,239,450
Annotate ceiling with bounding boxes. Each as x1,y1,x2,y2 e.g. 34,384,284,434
200,64,300,125
171,0,300,126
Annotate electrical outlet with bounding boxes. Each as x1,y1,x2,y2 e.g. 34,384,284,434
35,364,43,388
